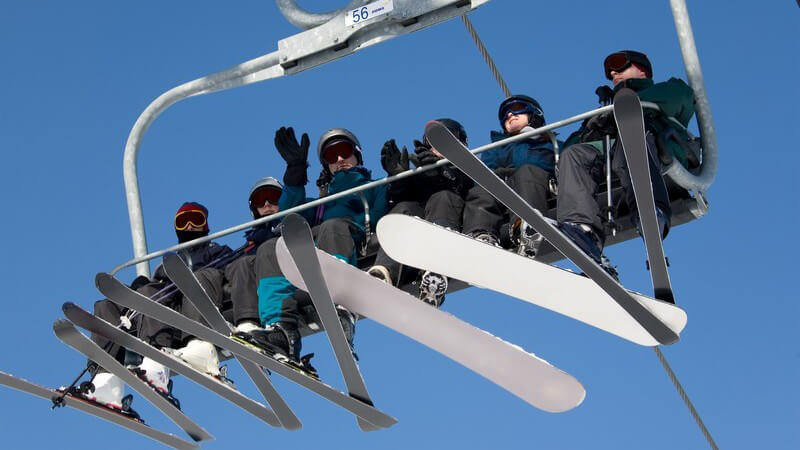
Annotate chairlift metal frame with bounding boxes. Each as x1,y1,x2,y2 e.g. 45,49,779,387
119,0,716,278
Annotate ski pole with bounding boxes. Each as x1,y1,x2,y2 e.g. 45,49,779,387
605,134,616,237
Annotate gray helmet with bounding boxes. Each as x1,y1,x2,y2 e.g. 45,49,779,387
317,128,363,174
248,176,283,218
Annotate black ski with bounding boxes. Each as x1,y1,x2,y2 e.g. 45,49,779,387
424,121,679,345
161,252,302,430
613,88,675,303
94,273,398,429
0,370,197,450
281,213,379,432
53,319,213,442
62,303,283,428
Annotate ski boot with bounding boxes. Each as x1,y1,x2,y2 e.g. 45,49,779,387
418,270,447,308
367,265,393,286
131,357,180,409
558,221,619,280
173,339,235,388
511,219,545,258
336,305,358,360
59,374,142,422
240,323,319,379
470,231,500,248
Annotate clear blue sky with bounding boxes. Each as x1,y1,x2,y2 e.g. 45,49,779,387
1,1,797,449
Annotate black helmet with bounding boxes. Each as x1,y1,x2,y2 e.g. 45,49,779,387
248,176,283,218
603,50,653,80
428,118,468,146
317,128,363,174
497,95,545,131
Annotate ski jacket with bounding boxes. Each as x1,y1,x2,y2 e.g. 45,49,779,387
387,161,473,206
243,221,281,256
480,131,556,174
279,166,389,238
566,78,696,167
153,241,233,281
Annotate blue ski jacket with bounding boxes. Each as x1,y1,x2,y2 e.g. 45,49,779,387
279,166,389,239
480,130,556,174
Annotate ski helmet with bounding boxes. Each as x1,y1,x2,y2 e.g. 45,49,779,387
497,95,545,131
317,128,363,174
248,176,283,218
603,50,652,80
174,201,209,243
428,118,468,146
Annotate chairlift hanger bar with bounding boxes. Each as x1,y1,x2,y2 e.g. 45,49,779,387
121,0,715,279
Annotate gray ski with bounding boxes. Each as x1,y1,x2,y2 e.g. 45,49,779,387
424,120,679,345
94,273,398,429
613,88,675,303
162,253,302,430
53,319,213,442
62,302,283,428
0,370,197,450
281,213,378,432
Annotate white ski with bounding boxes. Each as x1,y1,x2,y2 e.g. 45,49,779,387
275,238,586,413
376,214,687,346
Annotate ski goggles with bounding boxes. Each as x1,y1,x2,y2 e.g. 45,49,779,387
499,102,543,121
174,209,207,231
249,186,282,208
321,139,356,164
603,52,634,79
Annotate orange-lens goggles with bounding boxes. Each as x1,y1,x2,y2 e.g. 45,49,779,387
175,210,207,230
603,52,632,79
249,187,282,208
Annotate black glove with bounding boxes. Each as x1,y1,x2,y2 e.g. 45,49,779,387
316,169,332,196
411,139,439,167
595,85,614,106
274,126,310,186
579,112,617,143
129,275,151,291
380,139,410,176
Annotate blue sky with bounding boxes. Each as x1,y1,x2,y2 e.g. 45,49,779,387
1,1,798,448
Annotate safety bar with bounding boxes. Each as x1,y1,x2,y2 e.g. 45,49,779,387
113,104,612,274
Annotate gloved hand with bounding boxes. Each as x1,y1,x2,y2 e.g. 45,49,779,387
412,139,439,167
275,126,310,186
316,168,332,196
595,85,614,106
579,112,617,143
380,139,410,176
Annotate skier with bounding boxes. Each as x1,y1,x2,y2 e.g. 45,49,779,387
241,126,388,373
555,50,695,274
88,202,233,410
192,177,284,336
368,118,472,307
461,95,557,257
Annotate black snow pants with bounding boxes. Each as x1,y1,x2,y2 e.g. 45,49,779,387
461,164,551,240
556,134,672,241
256,218,361,329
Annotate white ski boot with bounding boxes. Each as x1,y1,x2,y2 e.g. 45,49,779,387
367,265,393,285
174,339,220,377
87,371,124,409
136,357,170,394
234,320,262,335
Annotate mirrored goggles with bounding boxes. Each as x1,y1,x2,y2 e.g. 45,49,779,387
604,52,633,79
249,186,282,208
174,210,207,231
500,102,543,121
321,139,356,164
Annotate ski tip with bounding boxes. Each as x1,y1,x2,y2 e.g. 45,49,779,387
62,302,78,314
52,318,74,334
282,213,310,233
613,87,639,102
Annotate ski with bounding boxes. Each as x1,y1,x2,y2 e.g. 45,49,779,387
53,319,214,442
162,253,302,431
275,238,586,413
376,214,687,346
281,213,379,432
0,370,197,450
424,120,680,345
94,273,398,429
613,88,675,303
62,302,283,428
